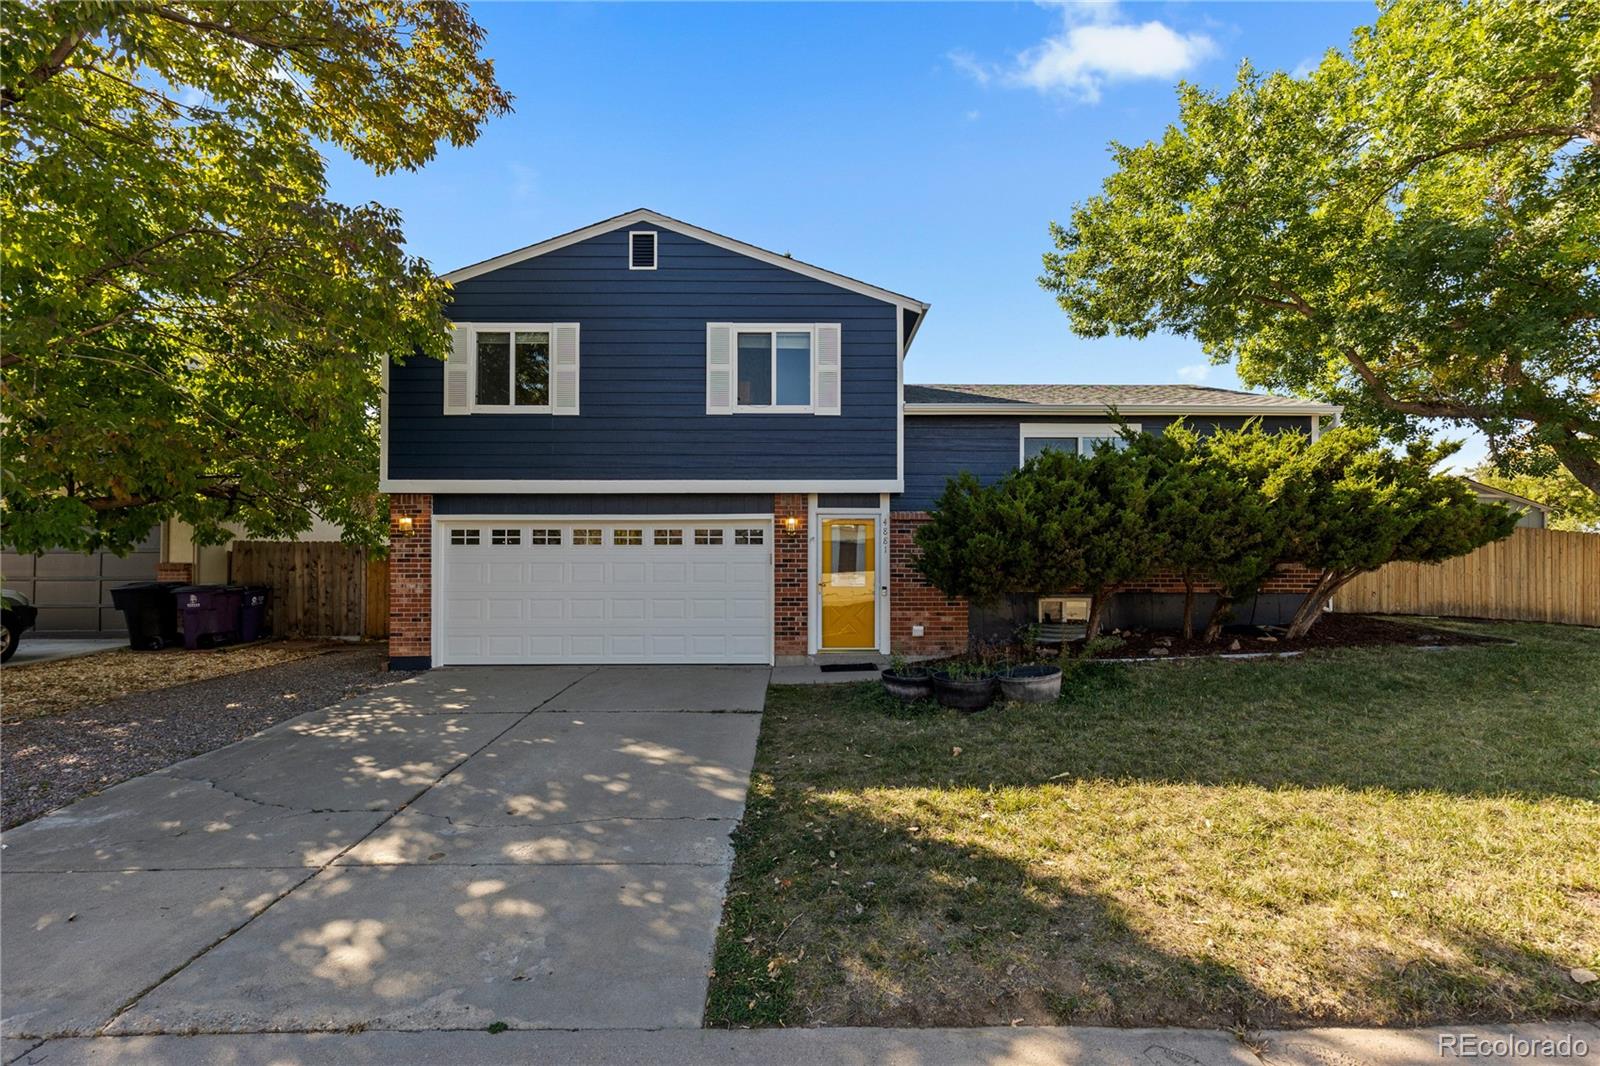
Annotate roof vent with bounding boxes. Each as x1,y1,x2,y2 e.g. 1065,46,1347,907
629,230,657,270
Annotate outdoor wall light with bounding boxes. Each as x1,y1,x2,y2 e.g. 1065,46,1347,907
783,516,800,536
394,515,415,536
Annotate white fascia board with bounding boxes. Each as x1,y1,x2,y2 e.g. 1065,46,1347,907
442,208,930,314
904,403,1344,417
380,478,904,494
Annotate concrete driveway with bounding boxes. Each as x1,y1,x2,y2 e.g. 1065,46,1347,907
1,664,766,1040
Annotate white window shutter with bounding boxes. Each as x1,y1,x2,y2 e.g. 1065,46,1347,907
552,323,580,415
443,323,473,415
706,323,733,414
814,323,842,416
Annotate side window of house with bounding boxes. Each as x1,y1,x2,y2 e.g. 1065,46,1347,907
476,331,549,408
444,323,580,416
1019,425,1139,465
705,323,840,416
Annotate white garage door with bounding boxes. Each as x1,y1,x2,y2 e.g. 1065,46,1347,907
436,519,773,665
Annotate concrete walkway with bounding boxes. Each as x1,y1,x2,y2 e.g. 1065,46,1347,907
7,1022,1596,1065
3,637,125,666
1,665,765,1041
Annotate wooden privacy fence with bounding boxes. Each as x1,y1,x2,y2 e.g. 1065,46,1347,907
231,542,389,639
1334,526,1600,627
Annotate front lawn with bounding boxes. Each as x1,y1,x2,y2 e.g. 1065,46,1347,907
707,619,1600,1030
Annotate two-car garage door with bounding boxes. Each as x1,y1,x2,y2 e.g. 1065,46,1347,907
436,519,773,665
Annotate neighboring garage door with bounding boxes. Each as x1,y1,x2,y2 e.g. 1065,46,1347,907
0,528,160,636
436,519,773,665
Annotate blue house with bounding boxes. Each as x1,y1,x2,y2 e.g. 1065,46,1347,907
382,209,1338,668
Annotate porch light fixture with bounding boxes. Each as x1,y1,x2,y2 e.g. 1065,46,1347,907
783,516,800,536
394,515,415,536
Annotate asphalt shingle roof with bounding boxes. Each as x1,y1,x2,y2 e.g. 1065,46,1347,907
904,384,1332,409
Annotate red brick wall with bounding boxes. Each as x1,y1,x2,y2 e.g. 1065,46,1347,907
388,493,433,664
155,562,193,584
773,494,809,656
890,511,969,657
1114,564,1323,596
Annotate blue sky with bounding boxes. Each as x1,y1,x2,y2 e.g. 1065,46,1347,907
329,2,1411,417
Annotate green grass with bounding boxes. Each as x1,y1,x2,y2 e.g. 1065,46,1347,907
706,620,1600,1030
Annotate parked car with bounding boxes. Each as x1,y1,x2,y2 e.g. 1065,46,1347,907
2,588,39,663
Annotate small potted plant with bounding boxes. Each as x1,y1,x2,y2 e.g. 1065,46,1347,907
880,656,933,701
999,662,1062,702
930,660,999,712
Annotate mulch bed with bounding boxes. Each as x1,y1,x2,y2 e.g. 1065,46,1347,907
1083,612,1508,661
2,644,418,829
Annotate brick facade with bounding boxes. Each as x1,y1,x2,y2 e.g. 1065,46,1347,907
1110,563,1323,596
889,511,970,657
773,493,809,656
155,562,193,584
387,493,433,667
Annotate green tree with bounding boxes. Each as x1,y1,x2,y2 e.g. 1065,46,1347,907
1142,421,1298,642
2,2,512,553
1469,457,1600,532
1269,428,1519,637
914,436,1159,640
1076,437,1161,638
1039,0,1600,498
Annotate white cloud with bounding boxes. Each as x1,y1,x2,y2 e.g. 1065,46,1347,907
964,108,982,122
947,49,992,87
952,3,1215,103
1176,363,1213,383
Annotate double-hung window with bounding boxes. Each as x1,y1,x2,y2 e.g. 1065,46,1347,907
473,327,550,411
1018,423,1139,464
736,327,812,410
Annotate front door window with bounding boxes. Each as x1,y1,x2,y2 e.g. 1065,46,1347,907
821,518,876,649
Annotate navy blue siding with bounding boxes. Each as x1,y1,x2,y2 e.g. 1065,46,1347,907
895,414,1315,512
388,227,900,483
817,493,881,509
436,493,773,516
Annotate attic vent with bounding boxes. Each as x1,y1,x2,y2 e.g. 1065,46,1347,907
628,230,657,270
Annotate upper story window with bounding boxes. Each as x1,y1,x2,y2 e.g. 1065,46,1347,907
706,322,839,417
737,328,812,410
629,230,658,270
1019,423,1139,465
475,329,550,411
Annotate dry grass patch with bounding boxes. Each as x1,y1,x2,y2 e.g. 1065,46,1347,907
1,640,352,721
708,620,1600,1030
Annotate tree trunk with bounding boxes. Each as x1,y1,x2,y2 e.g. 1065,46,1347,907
1284,570,1360,639
1202,594,1233,644
1181,578,1196,641
1085,587,1118,639
1550,433,1600,499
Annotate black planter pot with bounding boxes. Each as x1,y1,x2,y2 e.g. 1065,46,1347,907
881,670,933,701
999,663,1063,703
931,672,999,712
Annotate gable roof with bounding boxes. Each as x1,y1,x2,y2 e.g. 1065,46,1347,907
442,208,930,315
905,383,1342,416
1462,477,1551,513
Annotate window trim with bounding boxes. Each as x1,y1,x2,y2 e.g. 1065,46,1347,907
468,323,555,414
628,230,658,271
1017,422,1140,465
732,324,816,413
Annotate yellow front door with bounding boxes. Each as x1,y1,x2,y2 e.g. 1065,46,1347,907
821,518,876,649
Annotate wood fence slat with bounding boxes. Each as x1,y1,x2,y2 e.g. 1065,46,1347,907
1335,527,1599,626
228,542,384,638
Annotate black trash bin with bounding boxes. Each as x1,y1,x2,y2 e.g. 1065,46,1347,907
110,582,185,650
174,584,240,649
237,585,270,642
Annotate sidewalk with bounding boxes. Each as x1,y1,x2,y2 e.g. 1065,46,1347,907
9,1022,1597,1066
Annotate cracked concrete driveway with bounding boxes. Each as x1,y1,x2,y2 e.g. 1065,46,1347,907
0,665,765,1039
